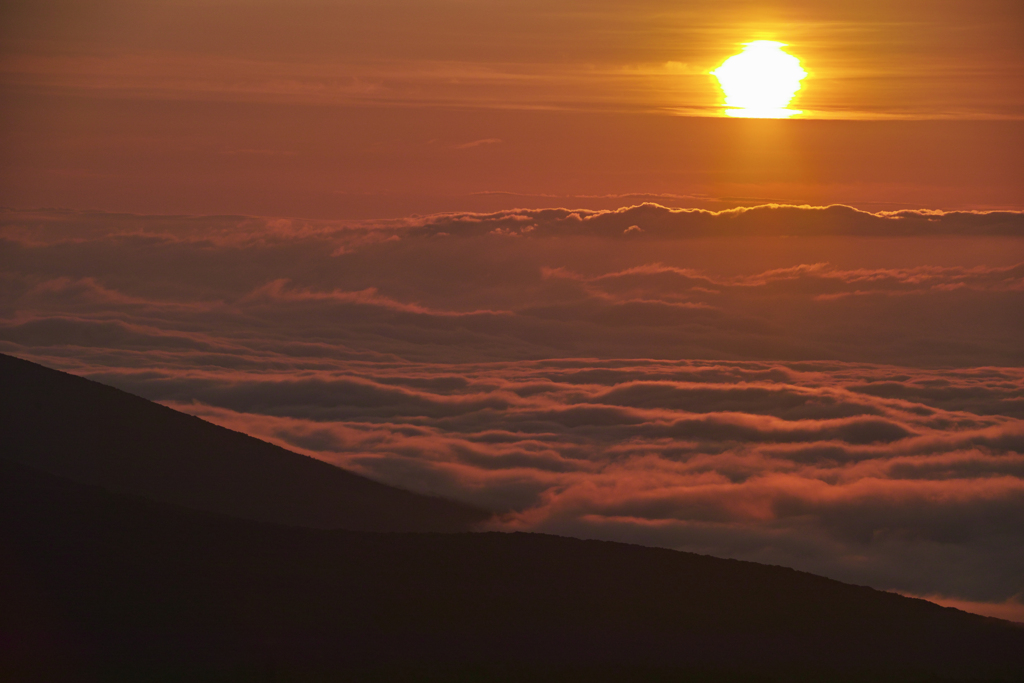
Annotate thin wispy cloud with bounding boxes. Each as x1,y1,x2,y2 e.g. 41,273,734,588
2,0,1020,119
455,138,502,149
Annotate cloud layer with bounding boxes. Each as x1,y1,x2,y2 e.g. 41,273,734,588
2,206,1022,615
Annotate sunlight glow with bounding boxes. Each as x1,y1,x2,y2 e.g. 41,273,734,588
712,41,807,118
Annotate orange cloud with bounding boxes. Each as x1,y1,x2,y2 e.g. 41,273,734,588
2,205,1022,612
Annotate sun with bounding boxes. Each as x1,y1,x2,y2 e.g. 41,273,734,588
712,41,807,118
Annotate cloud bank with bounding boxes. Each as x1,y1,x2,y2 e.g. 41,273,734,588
2,205,1022,615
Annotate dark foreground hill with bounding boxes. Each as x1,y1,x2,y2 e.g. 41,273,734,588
0,353,488,532
3,459,1023,683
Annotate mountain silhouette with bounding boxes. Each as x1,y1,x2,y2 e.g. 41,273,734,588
2,354,1023,681
0,353,489,532
3,458,1023,682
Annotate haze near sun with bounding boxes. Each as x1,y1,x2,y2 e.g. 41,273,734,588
713,41,807,118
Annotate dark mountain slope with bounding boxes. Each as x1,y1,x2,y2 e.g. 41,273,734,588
0,353,488,532
2,459,1022,683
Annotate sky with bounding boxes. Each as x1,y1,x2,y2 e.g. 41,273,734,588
2,0,1022,216
1,1,1023,620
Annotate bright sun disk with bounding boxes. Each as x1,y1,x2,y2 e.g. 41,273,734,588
712,41,807,118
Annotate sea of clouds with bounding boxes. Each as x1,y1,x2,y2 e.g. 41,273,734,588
2,204,1022,617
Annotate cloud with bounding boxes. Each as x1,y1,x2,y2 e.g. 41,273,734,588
1,206,1022,610
2,1,1020,120
400,204,1024,239
242,279,510,318
26,356,1021,608
5,204,1021,249
455,138,502,149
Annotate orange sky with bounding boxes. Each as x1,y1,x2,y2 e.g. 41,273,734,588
2,0,1022,217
